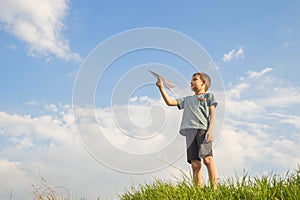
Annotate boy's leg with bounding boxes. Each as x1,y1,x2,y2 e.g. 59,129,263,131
185,129,203,186
191,160,203,186
203,156,218,189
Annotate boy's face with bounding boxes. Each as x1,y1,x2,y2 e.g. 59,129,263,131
190,75,204,92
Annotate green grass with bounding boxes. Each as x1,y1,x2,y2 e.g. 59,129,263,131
119,168,300,200
27,168,300,199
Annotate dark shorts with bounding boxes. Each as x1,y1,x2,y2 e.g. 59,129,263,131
183,129,213,164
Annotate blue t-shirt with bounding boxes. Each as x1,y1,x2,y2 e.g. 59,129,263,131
176,93,217,135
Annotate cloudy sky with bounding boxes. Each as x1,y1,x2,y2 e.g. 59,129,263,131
1,0,300,199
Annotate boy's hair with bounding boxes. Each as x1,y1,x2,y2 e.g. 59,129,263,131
193,72,211,91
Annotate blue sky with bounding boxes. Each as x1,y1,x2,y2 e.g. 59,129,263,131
1,0,300,199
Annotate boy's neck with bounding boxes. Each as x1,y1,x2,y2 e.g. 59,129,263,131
194,90,206,95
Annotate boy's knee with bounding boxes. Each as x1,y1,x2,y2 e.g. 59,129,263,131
191,160,202,171
203,156,213,166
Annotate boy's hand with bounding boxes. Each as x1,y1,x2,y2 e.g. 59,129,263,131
205,132,214,143
156,78,164,88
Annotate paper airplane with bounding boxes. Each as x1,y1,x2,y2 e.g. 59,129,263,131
149,70,175,90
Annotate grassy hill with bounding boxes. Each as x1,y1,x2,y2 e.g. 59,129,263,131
29,167,300,199
119,168,300,200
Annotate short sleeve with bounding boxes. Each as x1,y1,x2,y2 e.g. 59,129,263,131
176,97,185,110
206,93,218,107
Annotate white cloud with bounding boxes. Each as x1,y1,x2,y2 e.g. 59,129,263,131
227,83,249,100
225,67,300,117
216,120,300,174
0,159,29,199
0,102,187,199
0,0,81,62
222,47,244,63
271,113,300,130
247,67,273,78
235,47,244,57
25,99,39,106
218,67,300,173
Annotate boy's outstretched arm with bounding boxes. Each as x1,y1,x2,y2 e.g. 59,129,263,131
206,105,216,142
156,78,178,106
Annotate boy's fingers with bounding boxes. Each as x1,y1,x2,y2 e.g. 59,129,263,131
205,133,209,140
156,78,163,86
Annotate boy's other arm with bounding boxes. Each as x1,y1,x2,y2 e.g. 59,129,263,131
206,104,216,142
156,78,178,106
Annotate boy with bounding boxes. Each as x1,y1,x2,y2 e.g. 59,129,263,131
156,72,218,189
